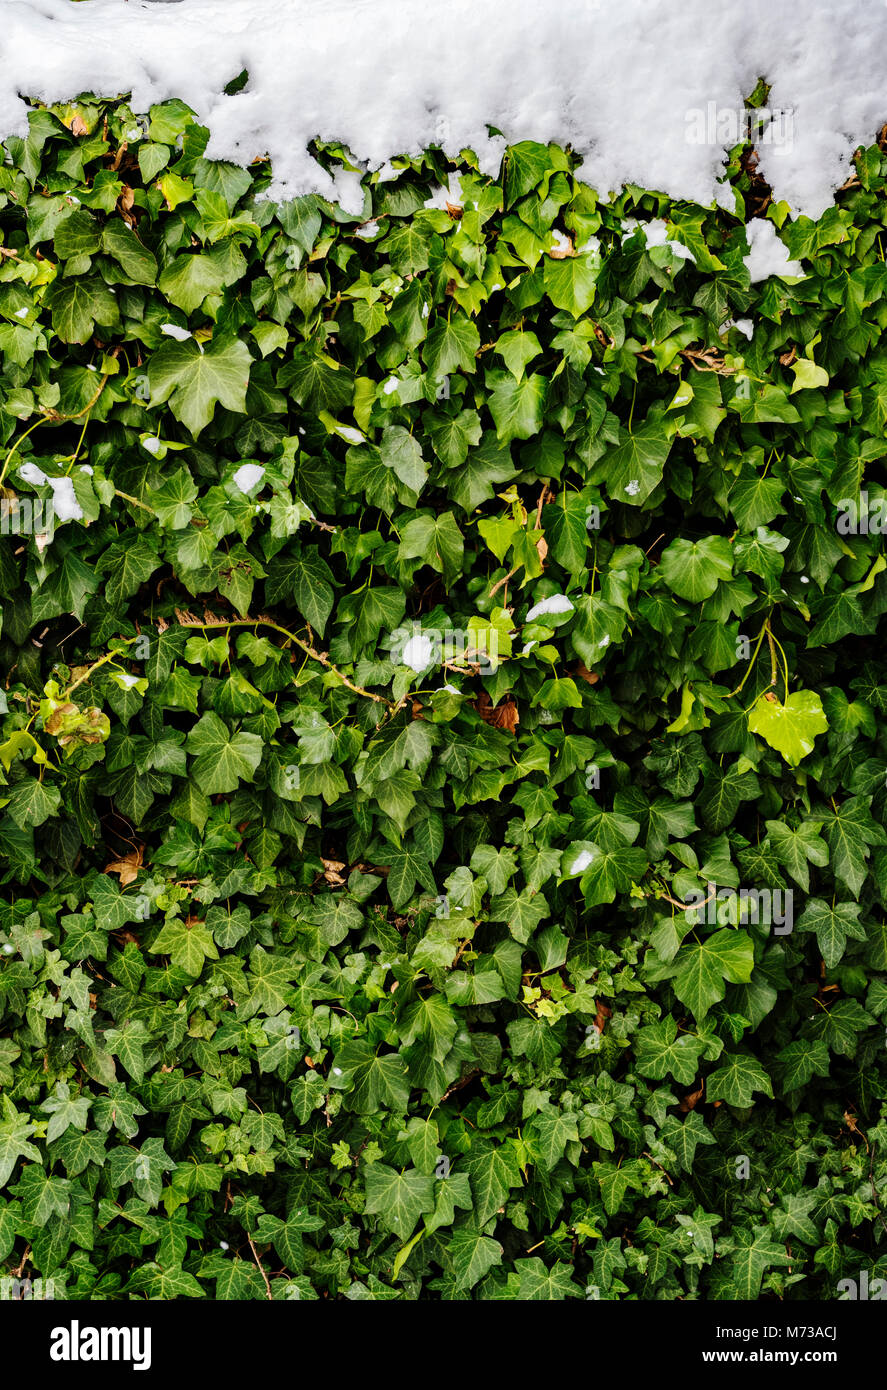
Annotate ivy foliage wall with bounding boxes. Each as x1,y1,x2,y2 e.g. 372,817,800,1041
1,94,887,1299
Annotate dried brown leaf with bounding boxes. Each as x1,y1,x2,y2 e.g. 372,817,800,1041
104,845,144,888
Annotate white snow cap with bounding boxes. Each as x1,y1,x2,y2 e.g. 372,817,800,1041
401,633,435,671
0,0,885,219
117,672,142,689
141,435,162,455
743,219,806,283
232,463,266,494
525,594,575,623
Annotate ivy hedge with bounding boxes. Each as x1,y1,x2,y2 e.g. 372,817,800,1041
1,92,886,1302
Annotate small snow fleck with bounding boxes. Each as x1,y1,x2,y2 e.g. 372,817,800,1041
421,303,430,319
382,377,399,395
402,633,435,671
424,175,464,211
743,219,805,283
331,1067,343,1077
568,848,594,874
232,463,265,494
219,1241,229,1251
337,425,365,444
160,322,192,341
48,476,83,522
624,217,694,262
1,944,13,955
355,220,379,238
19,462,47,486
598,635,610,648
525,593,575,622
800,575,810,584
625,480,641,496
118,673,141,689
13,306,28,319
141,436,162,456
79,464,94,475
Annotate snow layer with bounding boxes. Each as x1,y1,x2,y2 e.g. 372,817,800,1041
1,0,886,218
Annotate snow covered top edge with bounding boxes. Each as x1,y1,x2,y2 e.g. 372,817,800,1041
1,0,885,220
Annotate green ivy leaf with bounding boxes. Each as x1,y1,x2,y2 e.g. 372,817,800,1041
748,690,828,766
148,335,252,435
